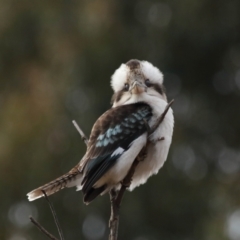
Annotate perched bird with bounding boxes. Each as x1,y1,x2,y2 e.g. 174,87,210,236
27,59,174,204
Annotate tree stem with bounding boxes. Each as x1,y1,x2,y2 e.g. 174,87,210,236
107,100,174,240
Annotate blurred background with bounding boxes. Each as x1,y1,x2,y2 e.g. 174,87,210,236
1,0,240,240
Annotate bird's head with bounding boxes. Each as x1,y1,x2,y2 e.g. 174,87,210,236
111,59,167,107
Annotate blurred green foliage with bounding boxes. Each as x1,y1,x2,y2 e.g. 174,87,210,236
1,0,240,240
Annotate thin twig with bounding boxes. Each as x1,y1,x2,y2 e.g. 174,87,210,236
29,216,59,240
42,190,65,240
108,148,146,240
149,99,174,135
72,120,89,145
108,99,174,240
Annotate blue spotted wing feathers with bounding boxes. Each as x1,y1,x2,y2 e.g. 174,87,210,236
80,102,152,203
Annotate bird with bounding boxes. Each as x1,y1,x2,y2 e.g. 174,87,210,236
27,59,174,204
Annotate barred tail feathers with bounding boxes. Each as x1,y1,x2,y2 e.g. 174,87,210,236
27,170,82,201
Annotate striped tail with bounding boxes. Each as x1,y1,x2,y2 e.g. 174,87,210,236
27,168,82,201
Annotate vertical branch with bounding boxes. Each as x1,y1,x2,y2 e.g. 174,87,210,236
108,100,174,240
109,190,119,240
108,151,145,240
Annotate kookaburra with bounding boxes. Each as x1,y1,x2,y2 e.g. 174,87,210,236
27,59,174,204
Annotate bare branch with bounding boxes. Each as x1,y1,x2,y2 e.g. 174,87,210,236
109,190,119,240
72,120,89,145
42,191,65,240
29,216,59,240
108,147,146,240
108,99,174,240
149,99,174,135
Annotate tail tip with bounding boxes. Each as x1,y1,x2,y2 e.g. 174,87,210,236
27,190,43,201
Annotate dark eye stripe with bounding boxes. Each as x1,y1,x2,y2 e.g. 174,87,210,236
111,91,124,104
152,83,164,95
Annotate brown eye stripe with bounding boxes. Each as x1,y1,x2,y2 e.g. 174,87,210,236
152,83,164,95
111,91,124,104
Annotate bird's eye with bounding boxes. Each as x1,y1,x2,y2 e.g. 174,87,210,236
124,83,129,91
145,79,151,87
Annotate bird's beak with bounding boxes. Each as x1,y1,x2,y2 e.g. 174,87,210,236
130,81,146,94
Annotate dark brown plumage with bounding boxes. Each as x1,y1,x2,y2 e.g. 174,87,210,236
79,102,152,202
